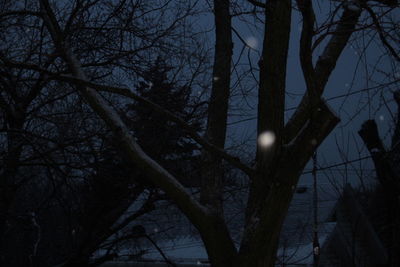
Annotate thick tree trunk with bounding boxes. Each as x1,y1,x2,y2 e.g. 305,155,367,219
242,0,292,264
198,1,237,264
200,0,232,213
240,99,339,266
238,174,298,267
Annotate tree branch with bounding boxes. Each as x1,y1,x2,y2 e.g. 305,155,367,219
0,58,255,177
39,0,210,227
99,86,255,177
362,4,400,62
246,0,267,8
63,76,255,177
284,6,361,144
296,0,316,92
288,100,340,170
39,3,238,266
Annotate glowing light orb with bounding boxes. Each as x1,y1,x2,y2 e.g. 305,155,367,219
245,36,258,49
258,131,275,148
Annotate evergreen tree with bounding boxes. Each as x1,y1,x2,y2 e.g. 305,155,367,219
123,57,203,186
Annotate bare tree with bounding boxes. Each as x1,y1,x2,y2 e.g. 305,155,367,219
1,0,399,266
0,1,208,266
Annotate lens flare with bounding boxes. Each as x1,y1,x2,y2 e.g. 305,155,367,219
258,131,275,148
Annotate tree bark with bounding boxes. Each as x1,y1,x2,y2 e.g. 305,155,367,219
200,0,233,214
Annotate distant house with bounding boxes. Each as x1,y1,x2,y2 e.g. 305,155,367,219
319,184,388,267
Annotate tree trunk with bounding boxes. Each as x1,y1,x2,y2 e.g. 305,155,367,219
359,119,400,266
238,175,297,266
200,0,232,213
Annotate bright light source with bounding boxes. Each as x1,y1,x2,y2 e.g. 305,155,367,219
245,36,258,49
258,131,275,148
